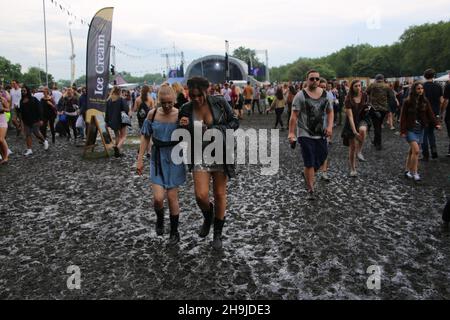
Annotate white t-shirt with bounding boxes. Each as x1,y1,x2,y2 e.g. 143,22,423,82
10,88,21,108
52,90,63,105
221,88,232,101
34,92,44,101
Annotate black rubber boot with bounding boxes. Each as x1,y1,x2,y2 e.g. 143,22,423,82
155,208,165,236
212,218,225,251
169,215,180,245
198,203,214,238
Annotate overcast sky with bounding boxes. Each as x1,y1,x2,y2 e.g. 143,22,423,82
1,0,449,81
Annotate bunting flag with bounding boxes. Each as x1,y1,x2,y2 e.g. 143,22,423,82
49,0,90,27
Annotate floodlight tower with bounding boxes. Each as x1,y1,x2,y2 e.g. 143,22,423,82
69,22,76,85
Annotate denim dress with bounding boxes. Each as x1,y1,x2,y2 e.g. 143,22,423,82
141,119,186,189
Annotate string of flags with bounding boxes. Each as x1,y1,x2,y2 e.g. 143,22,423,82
49,0,90,27
115,45,180,60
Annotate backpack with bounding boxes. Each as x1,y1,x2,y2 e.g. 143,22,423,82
138,100,150,120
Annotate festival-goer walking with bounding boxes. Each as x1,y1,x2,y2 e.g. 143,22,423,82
342,80,370,177
400,82,441,181
19,86,49,156
260,85,268,113
173,82,188,109
0,93,10,164
179,77,239,250
268,88,286,129
289,70,334,200
136,85,186,244
231,84,243,120
9,80,22,135
286,85,297,125
221,82,232,107
52,84,63,106
79,87,88,139
106,86,130,157
387,82,400,131
367,74,392,151
252,84,261,114
243,81,254,116
422,69,444,160
134,85,154,129
40,87,57,144
58,88,79,141
317,79,336,181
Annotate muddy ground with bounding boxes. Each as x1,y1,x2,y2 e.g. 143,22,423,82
0,113,449,300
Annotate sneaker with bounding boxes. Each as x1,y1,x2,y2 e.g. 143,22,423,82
413,173,421,182
406,171,414,179
306,191,316,201
7,149,13,156
44,140,49,151
357,153,366,162
350,170,358,177
321,172,331,182
24,149,33,157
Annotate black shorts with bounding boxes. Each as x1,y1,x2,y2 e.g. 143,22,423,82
244,99,252,105
298,137,328,170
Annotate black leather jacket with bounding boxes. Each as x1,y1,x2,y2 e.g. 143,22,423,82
178,95,240,178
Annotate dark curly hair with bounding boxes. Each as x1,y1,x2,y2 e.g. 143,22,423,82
186,77,210,93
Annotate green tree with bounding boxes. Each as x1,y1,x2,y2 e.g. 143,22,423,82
22,67,54,88
0,56,22,83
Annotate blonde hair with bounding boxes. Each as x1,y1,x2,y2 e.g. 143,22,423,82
172,82,183,95
108,86,121,101
157,84,176,103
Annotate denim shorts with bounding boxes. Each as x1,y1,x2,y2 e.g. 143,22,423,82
406,130,424,144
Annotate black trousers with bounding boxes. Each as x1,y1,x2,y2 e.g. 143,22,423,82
40,117,56,141
65,115,78,139
371,111,387,147
252,99,261,114
275,108,284,128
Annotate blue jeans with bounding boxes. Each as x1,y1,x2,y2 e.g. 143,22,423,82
422,126,436,155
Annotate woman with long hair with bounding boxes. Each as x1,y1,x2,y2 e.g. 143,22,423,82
172,82,188,109
40,87,57,144
286,85,297,124
134,85,154,129
19,86,49,156
343,80,370,177
58,87,79,141
0,93,10,164
106,86,130,157
400,82,440,181
136,85,186,244
268,87,286,130
179,77,239,250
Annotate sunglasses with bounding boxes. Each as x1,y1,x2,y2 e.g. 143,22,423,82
309,77,320,82
189,93,203,98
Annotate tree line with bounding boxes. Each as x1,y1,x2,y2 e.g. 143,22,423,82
270,20,450,82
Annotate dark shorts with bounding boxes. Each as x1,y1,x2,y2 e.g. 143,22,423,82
23,123,41,137
244,99,252,105
298,137,329,170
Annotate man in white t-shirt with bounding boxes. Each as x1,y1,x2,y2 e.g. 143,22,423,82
9,80,22,133
52,84,63,105
221,83,232,105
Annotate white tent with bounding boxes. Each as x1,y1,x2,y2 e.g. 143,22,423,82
435,74,449,82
